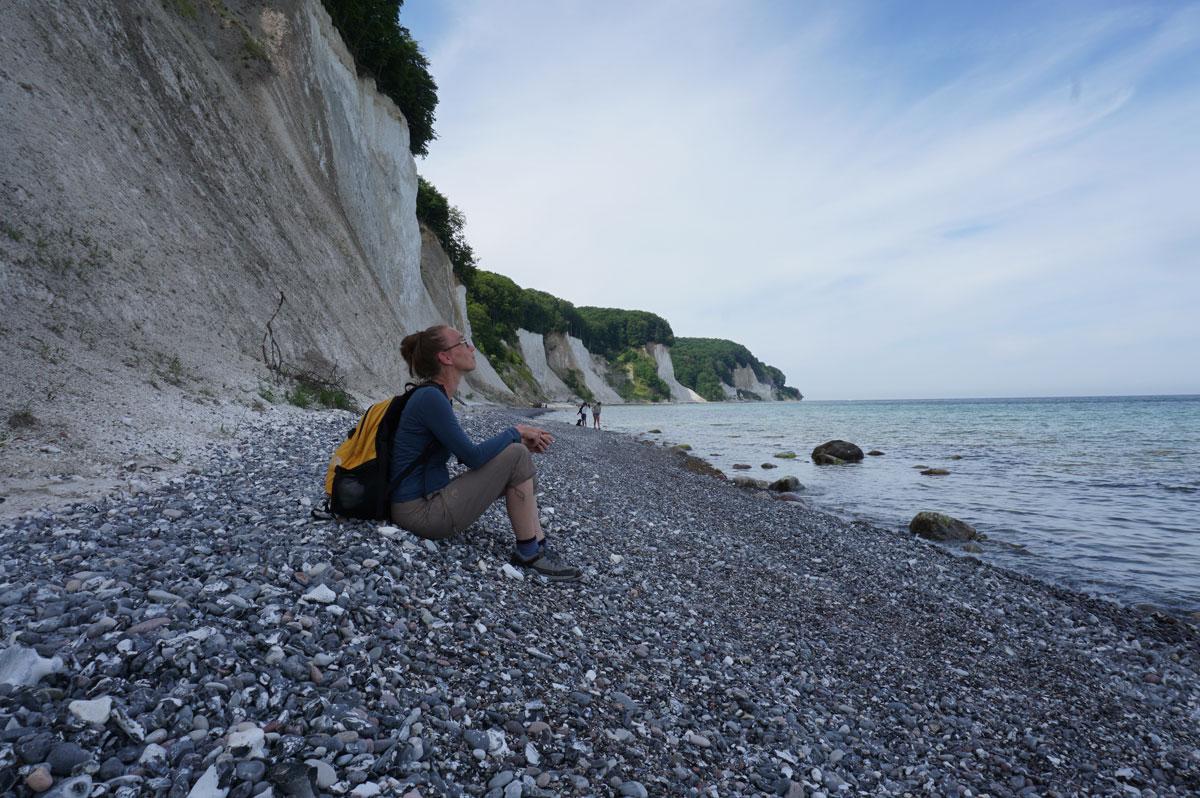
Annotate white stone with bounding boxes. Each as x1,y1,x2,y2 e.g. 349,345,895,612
226,726,266,758
186,764,228,798
68,696,113,724
306,759,337,789
525,742,541,766
301,584,337,604
0,646,64,687
501,564,524,581
139,743,168,764
350,783,381,797
113,706,145,741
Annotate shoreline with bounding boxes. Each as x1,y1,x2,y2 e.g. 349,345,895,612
581,399,1200,621
0,405,1197,796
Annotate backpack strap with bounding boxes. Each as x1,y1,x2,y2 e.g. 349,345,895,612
385,437,439,501
378,382,444,514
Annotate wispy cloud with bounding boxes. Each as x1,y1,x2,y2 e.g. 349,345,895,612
405,0,1200,398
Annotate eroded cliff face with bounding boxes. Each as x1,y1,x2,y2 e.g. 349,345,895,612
0,0,469,479
723,364,781,401
544,333,624,404
418,225,513,402
514,329,573,402
647,343,705,403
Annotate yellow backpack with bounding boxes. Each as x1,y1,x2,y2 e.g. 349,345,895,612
320,382,441,520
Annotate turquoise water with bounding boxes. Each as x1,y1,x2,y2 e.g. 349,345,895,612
557,396,1200,616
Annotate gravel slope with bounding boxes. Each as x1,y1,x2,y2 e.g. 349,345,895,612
1,407,1197,797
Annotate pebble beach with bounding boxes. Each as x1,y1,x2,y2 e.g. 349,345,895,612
1,407,1198,798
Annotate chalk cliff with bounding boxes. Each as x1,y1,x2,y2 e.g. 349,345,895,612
544,334,624,404
515,329,573,402
722,364,781,401
0,0,797,495
0,0,478,476
647,343,706,403
419,225,513,401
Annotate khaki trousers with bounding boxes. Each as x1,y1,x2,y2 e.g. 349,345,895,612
390,442,536,540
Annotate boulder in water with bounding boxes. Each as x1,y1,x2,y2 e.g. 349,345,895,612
811,440,864,464
732,476,766,489
910,511,979,542
768,475,802,492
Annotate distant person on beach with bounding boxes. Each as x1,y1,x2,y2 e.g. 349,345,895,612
577,401,589,426
592,400,602,429
390,325,581,581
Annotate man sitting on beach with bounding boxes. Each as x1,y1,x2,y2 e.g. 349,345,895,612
389,325,582,581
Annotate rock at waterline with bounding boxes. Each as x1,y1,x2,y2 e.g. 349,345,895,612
773,451,797,459
867,450,885,456
666,447,726,479
921,468,951,476
732,463,752,470
812,440,864,464
732,476,767,489
910,511,981,542
760,462,777,469
768,475,803,492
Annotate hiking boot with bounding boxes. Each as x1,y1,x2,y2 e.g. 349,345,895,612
509,547,583,582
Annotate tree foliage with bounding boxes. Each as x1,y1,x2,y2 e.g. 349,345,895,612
671,337,799,401
614,350,671,402
321,0,437,156
416,177,476,284
575,307,674,359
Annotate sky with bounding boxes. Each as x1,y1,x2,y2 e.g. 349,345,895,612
398,0,1200,400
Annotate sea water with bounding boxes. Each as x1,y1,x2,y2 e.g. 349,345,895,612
559,396,1200,616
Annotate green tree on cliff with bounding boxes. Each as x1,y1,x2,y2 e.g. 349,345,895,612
321,0,438,156
416,177,477,284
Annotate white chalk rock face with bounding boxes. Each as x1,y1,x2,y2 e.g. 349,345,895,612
646,343,706,403
302,3,429,325
545,334,623,403
516,329,574,401
454,284,516,402
722,364,778,400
